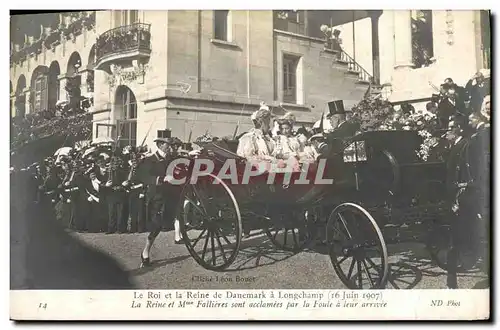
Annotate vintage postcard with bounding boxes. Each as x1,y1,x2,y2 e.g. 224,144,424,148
9,8,490,321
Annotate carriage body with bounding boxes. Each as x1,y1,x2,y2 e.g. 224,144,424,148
180,130,452,234
176,129,484,288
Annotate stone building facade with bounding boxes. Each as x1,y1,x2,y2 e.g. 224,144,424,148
90,10,372,148
10,12,97,119
12,10,489,147
332,10,491,109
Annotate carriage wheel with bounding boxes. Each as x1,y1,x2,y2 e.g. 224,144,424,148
264,209,317,253
426,227,484,273
178,173,242,271
326,203,388,289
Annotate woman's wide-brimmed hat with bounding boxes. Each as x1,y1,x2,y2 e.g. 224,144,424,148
251,102,273,122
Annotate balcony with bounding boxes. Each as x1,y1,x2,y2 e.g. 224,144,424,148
95,23,152,73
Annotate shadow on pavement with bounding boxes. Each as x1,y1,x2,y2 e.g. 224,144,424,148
128,231,296,275
227,233,295,271
128,254,194,276
10,173,137,290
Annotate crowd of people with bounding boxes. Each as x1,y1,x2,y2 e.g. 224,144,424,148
426,72,490,131
12,138,185,235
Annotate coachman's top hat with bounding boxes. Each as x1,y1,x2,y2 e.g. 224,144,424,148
154,129,173,144
327,100,346,116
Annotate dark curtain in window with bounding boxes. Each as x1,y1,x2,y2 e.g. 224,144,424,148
283,55,299,104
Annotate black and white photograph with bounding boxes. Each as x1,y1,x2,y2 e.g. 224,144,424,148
9,7,491,320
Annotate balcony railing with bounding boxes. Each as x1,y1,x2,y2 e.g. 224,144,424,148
10,11,95,67
95,23,151,68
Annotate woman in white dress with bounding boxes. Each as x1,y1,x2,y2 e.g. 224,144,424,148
272,112,302,160
236,102,275,162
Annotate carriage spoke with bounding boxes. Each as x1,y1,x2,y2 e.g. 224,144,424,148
192,185,209,215
365,256,386,285
272,229,279,241
283,228,288,246
192,229,207,248
292,228,299,248
201,230,211,261
210,231,216,266
357,261,363,288
388,275,400,289
214,230,228,264
338,213,353,239
362,259,376,287
365,256,381,272
331,224,347,240
216,227,232,246
184,196,206,216
347,258,356,279
338,255,349,264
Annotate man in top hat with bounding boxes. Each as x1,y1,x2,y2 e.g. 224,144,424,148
325,100,360,139
137,129,200,267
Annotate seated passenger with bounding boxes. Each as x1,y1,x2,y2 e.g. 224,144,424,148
236,102,275,162
272,112,302,160
298,133,327,164
295,125,311,148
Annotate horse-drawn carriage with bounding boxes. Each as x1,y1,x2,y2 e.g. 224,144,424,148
173,127,490,289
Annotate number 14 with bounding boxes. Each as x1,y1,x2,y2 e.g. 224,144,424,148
38,303,47,309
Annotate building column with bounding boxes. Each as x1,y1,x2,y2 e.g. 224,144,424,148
10,94,16,117
58,74,69,102
369,10,382,84
22,88,32,115
393,10,414,69
79,65,95,96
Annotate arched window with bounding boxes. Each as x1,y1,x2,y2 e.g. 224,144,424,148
34,76,48,112
115,85,137,147
48,61,61,109
31,66,49,112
